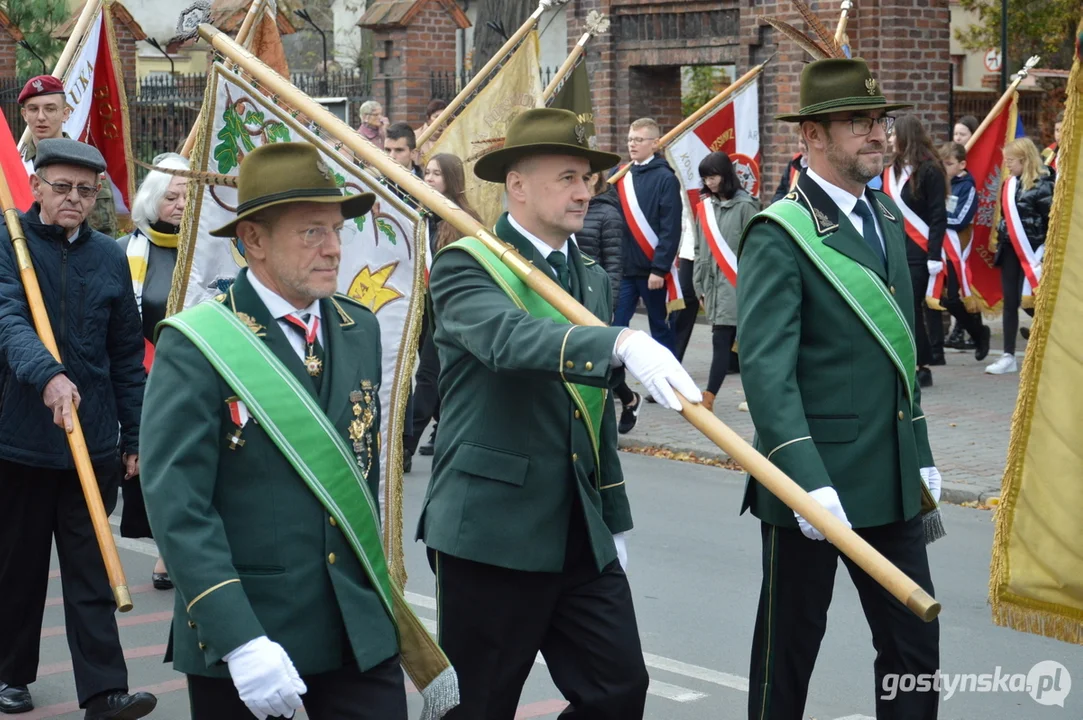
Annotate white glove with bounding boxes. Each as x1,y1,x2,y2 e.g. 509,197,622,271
927,259,944,277
615,330,702,411
224,636,307,720
613,532,628,571
794,486,851,541
920,466,942,504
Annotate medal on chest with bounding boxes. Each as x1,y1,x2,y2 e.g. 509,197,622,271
284,314,323,376
348,380,378,477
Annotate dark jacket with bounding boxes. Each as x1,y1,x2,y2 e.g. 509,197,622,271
995,169,1056,264
899,160,948,265
614,155,682,278
946,171,978,232
576,188,623,305
0,205,145,469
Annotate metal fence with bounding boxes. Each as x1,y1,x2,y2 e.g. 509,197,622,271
430,65,561,101
952,89,1046,143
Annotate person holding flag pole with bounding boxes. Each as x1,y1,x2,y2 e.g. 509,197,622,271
192,15,944,683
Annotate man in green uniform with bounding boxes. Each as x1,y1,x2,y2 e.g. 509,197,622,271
736,59,943,719
18,76,118,237
418,108,701,719
139,143,452,719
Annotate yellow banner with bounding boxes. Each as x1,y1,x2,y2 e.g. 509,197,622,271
425,32,542,227
990,27,1083,645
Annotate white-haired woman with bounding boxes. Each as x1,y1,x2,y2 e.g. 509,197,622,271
118,152,188,590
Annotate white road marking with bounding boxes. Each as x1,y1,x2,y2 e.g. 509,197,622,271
832,716,875,720
641,651,749,693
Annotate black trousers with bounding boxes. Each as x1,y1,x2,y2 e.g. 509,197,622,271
432,516,649,719
942,262,984,342
908,264,935,367
998,243,1035,355
707,324,737,395
186,654,407,719
405,312,441,456
748,516,939,720
671,259,700,363
0,459,128,706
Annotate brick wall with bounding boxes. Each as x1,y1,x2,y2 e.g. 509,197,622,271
0,37,15,80
114,23,139,105
570,0,950,202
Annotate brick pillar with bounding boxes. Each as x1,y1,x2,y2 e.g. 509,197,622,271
0,38,15,79
114,23,139,103
402,3,459,125
629,66,682,130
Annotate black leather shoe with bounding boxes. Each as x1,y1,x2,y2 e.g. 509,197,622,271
975,325,991,361
1020,326,1031,341
418,426,436,456
945,325,965,349
152,572,173,590
929,354,947,366
0,684,32,714
83,690,157,720
917,367,933,388
403,453,412,473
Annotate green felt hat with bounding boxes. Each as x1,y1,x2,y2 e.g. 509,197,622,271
210,142,375,238
776,58,913,122
473,108,622,184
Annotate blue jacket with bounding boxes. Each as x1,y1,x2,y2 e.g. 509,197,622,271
947,171,978,232
0,205,145,469
616,155,682,278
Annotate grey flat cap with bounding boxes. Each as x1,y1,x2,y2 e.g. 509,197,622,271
34,138,106,174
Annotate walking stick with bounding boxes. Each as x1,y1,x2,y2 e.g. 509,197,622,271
0,172,133,613
198,23,940,623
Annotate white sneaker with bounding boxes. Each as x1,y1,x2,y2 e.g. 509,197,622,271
985,353,1018,375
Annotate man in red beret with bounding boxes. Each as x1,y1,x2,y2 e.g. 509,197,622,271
18,75,117,237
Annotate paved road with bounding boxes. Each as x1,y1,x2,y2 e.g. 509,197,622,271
618,313,1031,504
30,448,1082,719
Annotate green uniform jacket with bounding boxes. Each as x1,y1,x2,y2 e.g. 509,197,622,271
736,171,935,529
417,213,630,573
139,269,398,678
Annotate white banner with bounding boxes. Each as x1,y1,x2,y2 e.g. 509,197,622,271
62,10,103,142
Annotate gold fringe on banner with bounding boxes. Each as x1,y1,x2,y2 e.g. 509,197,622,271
989,22,1083,645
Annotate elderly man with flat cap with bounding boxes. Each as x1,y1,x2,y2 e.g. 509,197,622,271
417,107,702,719
18,75,118,237
140,143,452,720
736,58,943,718
0,139,153,717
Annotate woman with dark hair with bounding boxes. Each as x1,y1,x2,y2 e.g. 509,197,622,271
886,114,949,387
953,115,979,146
417,98,449,158
405,153,483,460
692,151,760,412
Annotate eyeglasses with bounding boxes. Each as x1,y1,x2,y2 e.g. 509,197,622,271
627,136,658,145
37,176,100,199
827,115,895,137
297,225,346,248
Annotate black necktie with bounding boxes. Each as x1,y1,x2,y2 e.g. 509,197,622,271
852,199,886,267
547,251,571,293
284,312,324,391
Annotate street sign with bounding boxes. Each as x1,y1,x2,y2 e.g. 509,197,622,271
984,49,1003,73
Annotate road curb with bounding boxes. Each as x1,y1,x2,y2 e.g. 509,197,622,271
619,438,1000,506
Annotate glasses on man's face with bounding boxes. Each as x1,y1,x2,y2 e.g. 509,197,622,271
297,225,346,248
627,136,658,145
37,176,99,199
25,105,63,118
830,115,895,137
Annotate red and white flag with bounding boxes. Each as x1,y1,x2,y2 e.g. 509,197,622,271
55,5,135,216
665,78,761,216
615,173,684,312
1,108,32,211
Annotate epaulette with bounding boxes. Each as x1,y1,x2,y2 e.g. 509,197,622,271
581,255,597,267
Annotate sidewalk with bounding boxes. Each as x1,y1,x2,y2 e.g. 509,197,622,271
619,314,1024,505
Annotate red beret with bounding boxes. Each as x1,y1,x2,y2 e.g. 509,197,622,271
18,76,66,105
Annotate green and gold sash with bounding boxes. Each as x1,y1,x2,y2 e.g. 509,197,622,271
442,237,608,478
762,200,918,407
160,301,458,720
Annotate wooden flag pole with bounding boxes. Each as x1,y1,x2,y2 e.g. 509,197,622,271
966,55,1041,151
0,172,132,613
17,0,102,150
542,11,610,101
198,23,940,623
834,0,852,47
608,56,774,185
181,0,268,157
417,0,567,148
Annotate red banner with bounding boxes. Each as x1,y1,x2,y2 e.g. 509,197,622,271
964,95,1015,311
83,10,133,212
0,108,32,211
